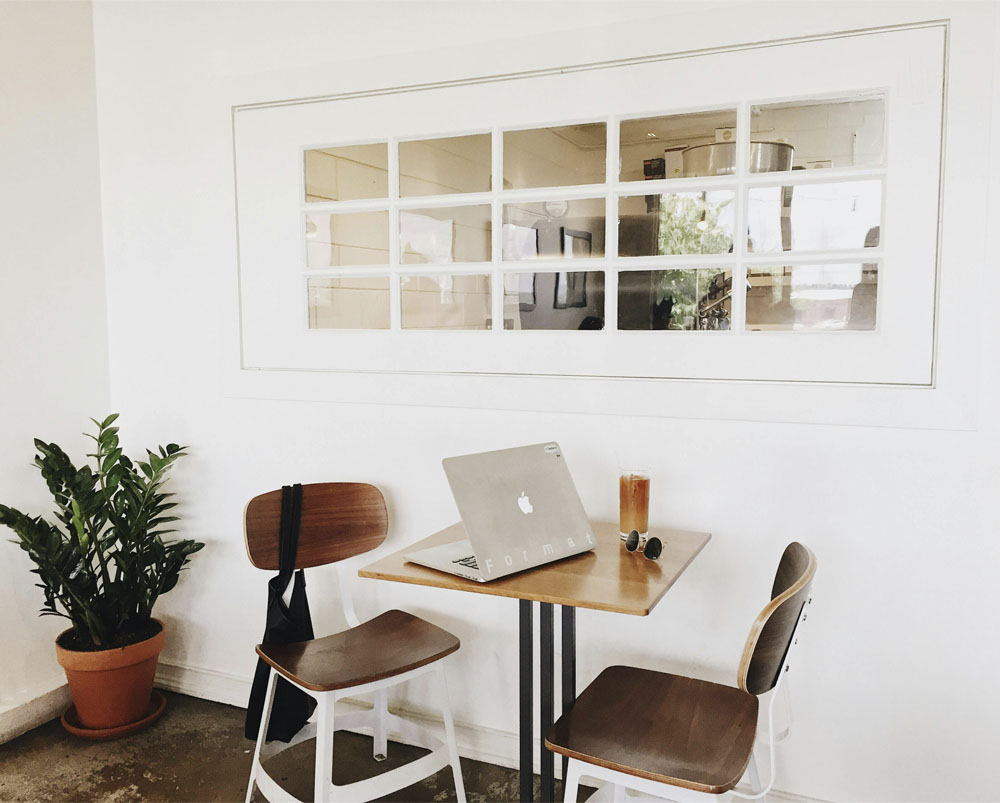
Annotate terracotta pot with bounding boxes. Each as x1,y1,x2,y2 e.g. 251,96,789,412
55,619,165,731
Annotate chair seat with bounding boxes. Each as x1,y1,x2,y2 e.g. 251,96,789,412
256,609,460,692
545,665,759,795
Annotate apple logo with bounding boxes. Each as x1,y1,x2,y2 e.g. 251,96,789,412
518,492,533,515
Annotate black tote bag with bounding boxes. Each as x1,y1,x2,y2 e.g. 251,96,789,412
244,484,318,742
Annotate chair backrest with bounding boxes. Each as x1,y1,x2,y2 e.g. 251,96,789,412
243,482,388,570
737,542,816,696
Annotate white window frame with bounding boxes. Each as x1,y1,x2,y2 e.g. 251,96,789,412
224,7,997,432
234,24,943,387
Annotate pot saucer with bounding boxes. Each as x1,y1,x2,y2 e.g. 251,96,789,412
61,689,167,741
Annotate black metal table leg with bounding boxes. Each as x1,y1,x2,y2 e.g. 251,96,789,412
519,599,534,803
540,602,555,803
560,605,576,785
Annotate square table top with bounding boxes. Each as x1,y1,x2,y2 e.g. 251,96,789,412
358,521,711,616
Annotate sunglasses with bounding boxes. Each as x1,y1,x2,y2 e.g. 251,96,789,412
624,529,663,560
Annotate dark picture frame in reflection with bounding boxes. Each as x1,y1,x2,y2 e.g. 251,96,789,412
554,272,587,309
556,229,591,309
561,227,592,258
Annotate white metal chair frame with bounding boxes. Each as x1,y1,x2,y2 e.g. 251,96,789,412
561,594,814,803
245,563,467,803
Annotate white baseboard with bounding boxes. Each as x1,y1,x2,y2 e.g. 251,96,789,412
156,658,253,708
154,660,822,801
0,683,72,745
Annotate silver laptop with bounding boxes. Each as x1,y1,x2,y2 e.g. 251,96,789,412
405,442,595,582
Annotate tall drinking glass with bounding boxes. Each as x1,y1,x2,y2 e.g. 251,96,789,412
619,468,651,540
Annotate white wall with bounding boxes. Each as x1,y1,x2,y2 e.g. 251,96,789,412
89,2,1000,801
0,1,109,728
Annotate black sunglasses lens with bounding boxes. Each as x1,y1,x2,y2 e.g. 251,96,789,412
625,530,640,551
643,537,662,560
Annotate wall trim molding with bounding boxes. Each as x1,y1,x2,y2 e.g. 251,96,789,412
155,659,822,801
0,683,72,745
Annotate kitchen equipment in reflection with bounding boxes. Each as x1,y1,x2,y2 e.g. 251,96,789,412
681,141,794,177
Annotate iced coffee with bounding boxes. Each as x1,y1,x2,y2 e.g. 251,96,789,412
619,469,650,540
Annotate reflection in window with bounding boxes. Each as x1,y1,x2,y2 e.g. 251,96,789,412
502,272,605,330
399,134,492,197
682,141,794,176
304,144,388,202
619,269,733,330
298,95,892,340
400,274,491,330
307,277,390,329
502,198,605,260
750,95,885,171
746,264,877,330
619,191,735,257
504,123,606,189
305,211,389,267
620,110,738,181
747,180,881,253
399,206,491,264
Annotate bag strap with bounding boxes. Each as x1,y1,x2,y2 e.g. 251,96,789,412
277,483,303,587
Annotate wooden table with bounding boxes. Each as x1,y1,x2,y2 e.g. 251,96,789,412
359,520,711,802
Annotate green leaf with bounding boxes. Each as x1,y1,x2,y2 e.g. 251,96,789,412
102,448,123,473
69,500,88,551
100,414,120,429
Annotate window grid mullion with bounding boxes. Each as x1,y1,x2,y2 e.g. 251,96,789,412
731,100,752,334
388,136,401,331
742,249,883,266
491,126,503,332
299,165,888,217
605,115,620,332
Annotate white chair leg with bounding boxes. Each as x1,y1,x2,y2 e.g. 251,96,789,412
746,753,761,794
313,692,334,803
436,664,467,803
562,759,582,803
373,688,388,761
246,669,279,803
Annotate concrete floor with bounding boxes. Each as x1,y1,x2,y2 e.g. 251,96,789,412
0,691,567,802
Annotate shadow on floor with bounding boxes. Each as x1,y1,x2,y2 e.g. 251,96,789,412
0,691,577,802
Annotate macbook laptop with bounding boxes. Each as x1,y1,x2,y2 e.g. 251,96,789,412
405,442,595,582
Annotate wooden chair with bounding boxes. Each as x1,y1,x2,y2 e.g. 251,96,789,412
546,542,816,803
243,482,466,803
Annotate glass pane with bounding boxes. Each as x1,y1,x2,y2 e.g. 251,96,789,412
620,109,738,180
306,211,389,267
746,263,878,331
747,180,881,253
502,198,605,260
503,123,606,189
304,144,388,202
501,272,605,330
307,277,390,329
619,191,735,256
400,206,491,264
400,274,492,330
618,269,733,331
750,95,885,171
399,134,492,197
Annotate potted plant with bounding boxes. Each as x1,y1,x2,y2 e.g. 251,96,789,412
0,414,203,739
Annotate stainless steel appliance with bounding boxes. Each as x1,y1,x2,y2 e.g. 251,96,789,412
682,141,794,176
